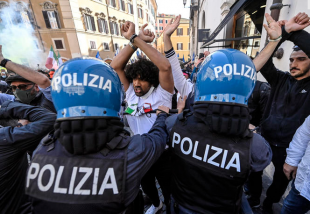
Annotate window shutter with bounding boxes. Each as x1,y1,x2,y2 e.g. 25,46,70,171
181,28,183,35
83,14,89,30
131,4,133,14
110,21,114,34
98,19,103,33
121,0,125,10
54,11,61,29
181,43,183,50
91,16,96,31
42,11,51,29
116,23,119,35
27,11,35,29
113,0,116,7
104,20,109,34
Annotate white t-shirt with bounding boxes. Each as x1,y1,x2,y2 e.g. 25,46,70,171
125,83,173,135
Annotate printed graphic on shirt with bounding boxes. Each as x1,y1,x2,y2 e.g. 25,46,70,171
26,154,125,204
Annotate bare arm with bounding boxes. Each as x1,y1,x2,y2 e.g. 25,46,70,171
110,44,134,91
133,36,173,93
253,13,281,71
0,45,51,89
164,15,180,52
254,13,310,71
253,41,280,71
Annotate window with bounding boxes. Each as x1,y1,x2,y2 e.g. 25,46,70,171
98,19,109,34
109,0,116,7
90,41,97,49
103,42,110,51
165,20,168,24
177,28,183,36
159,19,163,23
114,43,119,50
138,8,143,18
84,14,96,31
109,21,119,35
254,41,260,48
127,3,133,14
177,43,183,50
146,13,149,22
159,27,163,30
55,40,64,49
52,38,65,50
187,28,190,35
42,10,61,29
119,0,125,10
155,26,158,30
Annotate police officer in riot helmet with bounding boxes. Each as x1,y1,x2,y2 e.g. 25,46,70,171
166,49,272,214
26,57,170,214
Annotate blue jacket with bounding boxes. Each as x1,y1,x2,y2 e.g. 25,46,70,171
0,101,56,214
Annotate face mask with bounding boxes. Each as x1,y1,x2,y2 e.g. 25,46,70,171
1,75,6,78
13,85,37,104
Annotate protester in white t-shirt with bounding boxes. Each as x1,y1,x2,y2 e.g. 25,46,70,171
110,21,174,214
111,21,174,135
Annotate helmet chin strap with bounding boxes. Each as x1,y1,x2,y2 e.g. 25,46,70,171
140,86,155,100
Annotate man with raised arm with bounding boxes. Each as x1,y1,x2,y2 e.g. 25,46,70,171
110,21,174,214
163,15,193,101
0,46,55,112
249,13,310,213
111,21,174,135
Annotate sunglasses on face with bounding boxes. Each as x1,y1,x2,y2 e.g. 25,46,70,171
11,84,34,91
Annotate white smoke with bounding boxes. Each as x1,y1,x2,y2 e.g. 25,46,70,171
0,1,46,69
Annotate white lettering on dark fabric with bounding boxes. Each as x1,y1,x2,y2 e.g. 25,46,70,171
38,164,55,192
26,165,119,196
172,132,241,172
74,167,93,195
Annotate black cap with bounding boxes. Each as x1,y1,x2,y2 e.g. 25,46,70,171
5,75,33,84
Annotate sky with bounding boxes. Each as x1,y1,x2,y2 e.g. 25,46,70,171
156,0,190,19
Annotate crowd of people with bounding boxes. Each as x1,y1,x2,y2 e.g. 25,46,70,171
1,12,310,214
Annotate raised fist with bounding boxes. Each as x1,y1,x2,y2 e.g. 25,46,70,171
138,24,155,43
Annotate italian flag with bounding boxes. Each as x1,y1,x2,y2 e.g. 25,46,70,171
57,51,63,66
45,46,58,69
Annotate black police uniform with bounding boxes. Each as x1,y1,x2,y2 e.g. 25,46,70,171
26,114,169,214
169,112,252,214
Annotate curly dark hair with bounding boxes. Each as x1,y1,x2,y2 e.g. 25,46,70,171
125,59,159,87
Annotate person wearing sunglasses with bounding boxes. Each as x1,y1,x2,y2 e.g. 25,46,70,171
4,75,56,113
0,45,56,113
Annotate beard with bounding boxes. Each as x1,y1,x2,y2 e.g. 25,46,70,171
291,64,310,79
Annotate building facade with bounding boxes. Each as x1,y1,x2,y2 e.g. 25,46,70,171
189,0,310,75
0,0,157,64
156,16,190,61
155,13,175,38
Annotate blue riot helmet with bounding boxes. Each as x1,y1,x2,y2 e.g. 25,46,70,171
194,49,256,105
51,57,123,120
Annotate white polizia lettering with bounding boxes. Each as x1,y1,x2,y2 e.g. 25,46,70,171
53,73,113,93
213,63,256,81
26,165,119,195
172,132,242,172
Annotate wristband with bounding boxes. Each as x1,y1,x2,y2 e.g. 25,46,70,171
0,58,11,68
130,34,138,44
269,36,282,42
128,42,137,51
